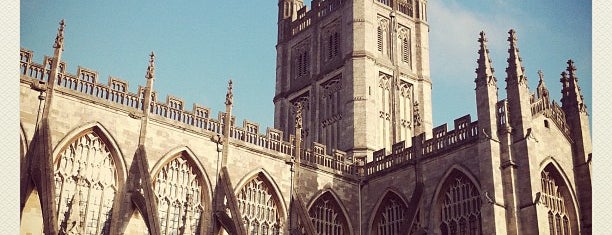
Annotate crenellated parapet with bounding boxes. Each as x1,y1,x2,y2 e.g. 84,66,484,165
289,0,346,36
364,114,479,177
20,47,482,181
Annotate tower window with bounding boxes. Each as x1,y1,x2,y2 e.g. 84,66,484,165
327,31,340,60
295,50,310,78
544,120,550,128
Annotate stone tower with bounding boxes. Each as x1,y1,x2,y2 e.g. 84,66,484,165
273,0,433,160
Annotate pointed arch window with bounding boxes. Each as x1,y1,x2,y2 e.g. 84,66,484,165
237,174,283,235
153,153,206,235
541,167,575,235
308,192,349,235
54,131,119,234
372,192,408,235
438,171,482,235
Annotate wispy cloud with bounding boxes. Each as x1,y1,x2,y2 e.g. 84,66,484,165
429,0,521,84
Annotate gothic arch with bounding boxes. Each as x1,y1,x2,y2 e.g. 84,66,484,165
150,146,213,235
367,188,411,235
429,165,482,235
52,122,128,182
150,146,214,204
51,121,128,234
538,157,579,201
538,161,580,235
306,189,353,235
234,168,288,235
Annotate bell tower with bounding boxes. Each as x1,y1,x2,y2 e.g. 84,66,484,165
273,0,433,160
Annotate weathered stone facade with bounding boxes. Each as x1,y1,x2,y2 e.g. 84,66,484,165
20,1,591,235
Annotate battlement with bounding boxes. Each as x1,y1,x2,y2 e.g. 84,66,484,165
290,0,346,36
364,114,479,177
375,0,415,17
20,47,481,180
496,97,571,139
530,97,571,138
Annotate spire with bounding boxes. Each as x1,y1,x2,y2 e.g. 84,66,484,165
475,31,496,88
536,70,549,99
505,29,527,86
225,79,233,106
145,51,155,80
53,19,66,51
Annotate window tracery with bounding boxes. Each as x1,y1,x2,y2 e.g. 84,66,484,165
438,173,482,235
541,170,572,235
398,27,411,66
372,192,408,235
320,76,343,152
54,131,118,235
308,192,348,235
154,154,206,235
237,174,283,235
377,18,389,55
379,72,392,150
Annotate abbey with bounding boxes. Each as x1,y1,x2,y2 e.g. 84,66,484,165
20,0,591,234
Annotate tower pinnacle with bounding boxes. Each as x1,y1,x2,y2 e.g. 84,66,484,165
225,79,233,106
505,29,527,86
146,52,155,80
475,31,496,87
536,70,549,99
53,19,66,50
561,59,587,114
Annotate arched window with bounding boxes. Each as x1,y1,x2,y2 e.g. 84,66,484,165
437,171,481,235
371,192,408,235
237,173,283,235
541,166,575,235
54,131,119,234
153,153,206,235
308,192,349,235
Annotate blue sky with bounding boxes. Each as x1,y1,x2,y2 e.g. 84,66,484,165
20,0,591,130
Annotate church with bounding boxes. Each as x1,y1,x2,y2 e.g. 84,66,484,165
19,0,592,234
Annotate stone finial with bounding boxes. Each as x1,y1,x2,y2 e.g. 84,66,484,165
536,70,549,100
413,101,422,127
146,51,155,79
567,59,577,78
295,102,303,129
506,29,527,85
475,31,496,87
537,70,544,82
225,79,233,106
53,19,66,50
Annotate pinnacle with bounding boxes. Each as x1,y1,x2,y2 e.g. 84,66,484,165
566,59,577,78
505,29,526,85
146,51,155,79
475,31,495,86
53,19,66,50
